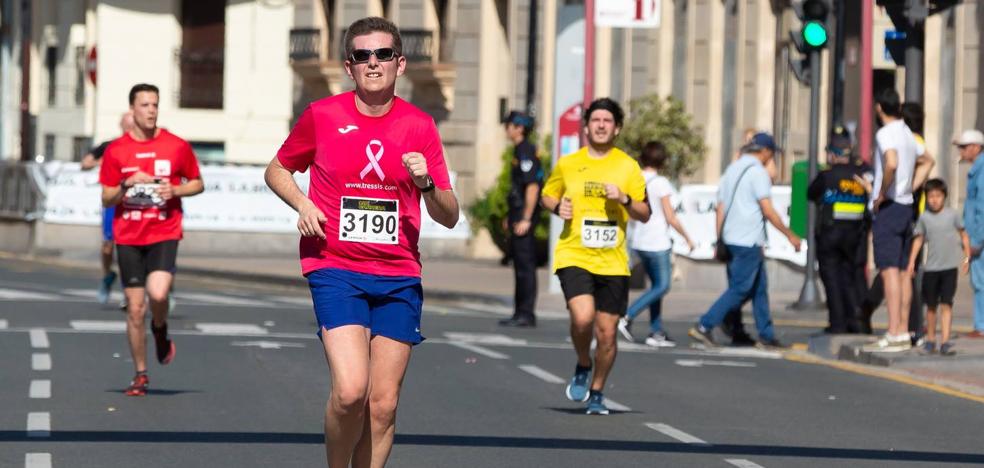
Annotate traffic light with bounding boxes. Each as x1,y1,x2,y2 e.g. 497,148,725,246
788,0,830,84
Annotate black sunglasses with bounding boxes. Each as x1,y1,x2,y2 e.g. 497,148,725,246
349,48,399,64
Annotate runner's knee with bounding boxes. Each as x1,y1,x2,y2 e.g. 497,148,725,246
332,383,369,414
368,393,399,425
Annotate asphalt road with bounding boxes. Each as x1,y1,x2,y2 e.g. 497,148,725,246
1,257,983,468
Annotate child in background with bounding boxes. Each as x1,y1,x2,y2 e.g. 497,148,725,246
907,179,970,356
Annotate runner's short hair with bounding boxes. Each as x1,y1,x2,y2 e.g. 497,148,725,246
639,141,668,170
924,178,947,198
583,98,624,128
128,83,159,105
344,17,403,60
876,88,902,118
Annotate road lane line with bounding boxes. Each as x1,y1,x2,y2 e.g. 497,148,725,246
29,329,49,349
448,341,509,359
0,288,60,300
25,453,52,468
175,292,274,307
195,323,268,335
0,319,7,329
644,423,710,445
32,354,51,371
518,365,566,384
674,359,757,368
26,412,50,437
725,459,765,468
70,320,127,332
29,380,51,399
603,398,632,412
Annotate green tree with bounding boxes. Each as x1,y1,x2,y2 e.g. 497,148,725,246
617,95,706,179
467,133,552,263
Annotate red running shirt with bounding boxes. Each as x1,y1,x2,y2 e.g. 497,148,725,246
99,130,201,246
276,92,452,277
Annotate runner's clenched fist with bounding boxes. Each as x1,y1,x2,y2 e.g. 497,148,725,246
402,152,431,189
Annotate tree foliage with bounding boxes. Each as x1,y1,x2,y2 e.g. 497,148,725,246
617,95,706,180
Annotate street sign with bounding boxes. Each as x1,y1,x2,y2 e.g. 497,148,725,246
595,0,661,28
86,46,97,86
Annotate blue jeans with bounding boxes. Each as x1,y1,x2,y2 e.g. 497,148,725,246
626,249,671,334
698,245,775,341
971,255,984,331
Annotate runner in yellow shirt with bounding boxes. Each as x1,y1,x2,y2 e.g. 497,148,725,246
541,98,650,415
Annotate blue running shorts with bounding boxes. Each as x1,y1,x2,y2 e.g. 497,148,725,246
307,268,424,345
102,206,115,242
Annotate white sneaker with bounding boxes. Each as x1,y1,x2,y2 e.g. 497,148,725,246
862,333,910,352
617,318,634,342
644,332,677,348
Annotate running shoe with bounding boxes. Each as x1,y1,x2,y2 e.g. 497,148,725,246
921,340,937,354
585,393,610,415
861,333,911,352
617,317,634,342
565,366,591,402
940,341,956,356
756,338,785,349
125,373,149,396
151,321,176,365
644,331,676,348
688,324,715,347
98,271,117,304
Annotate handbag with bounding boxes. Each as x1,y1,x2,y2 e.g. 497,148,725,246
715,164,755,263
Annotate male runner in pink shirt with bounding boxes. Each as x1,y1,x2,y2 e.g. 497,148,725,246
265,17,459,468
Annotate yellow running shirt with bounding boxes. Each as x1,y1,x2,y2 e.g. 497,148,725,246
542,146,647,276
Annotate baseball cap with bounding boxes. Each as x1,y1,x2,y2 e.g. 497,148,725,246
826,128,852,157
953,129,984,146
745,132,780,153
503,110,534,129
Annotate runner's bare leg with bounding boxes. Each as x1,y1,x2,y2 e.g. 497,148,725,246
351,336,412,468
124,287,148,372
591,312,619,391
323,325,371,468
145,271,173,327
567,295,597,368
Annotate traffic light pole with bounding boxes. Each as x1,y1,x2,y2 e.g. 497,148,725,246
793,48,823,310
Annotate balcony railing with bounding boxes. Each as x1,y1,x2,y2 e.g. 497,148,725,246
175,48,224,109
289,28,321,61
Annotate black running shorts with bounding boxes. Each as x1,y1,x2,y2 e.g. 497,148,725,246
922,268,958,308
556,266,629,316
117,240,179,288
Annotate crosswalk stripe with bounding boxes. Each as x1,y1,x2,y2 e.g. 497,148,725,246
70,320,127,332
448,341,509,359
195,323,268,335
0,288,60,300
726,459,766,468
644,423,710,445
29,380,51,399
29,329,49,349
603,398,632,412
518,365,566,384
0,319,7,329
26,412,50,437
32,354,51,371
25,453,52,468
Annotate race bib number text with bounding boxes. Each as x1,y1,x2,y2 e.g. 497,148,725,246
339,197,399,244
581,219,618,248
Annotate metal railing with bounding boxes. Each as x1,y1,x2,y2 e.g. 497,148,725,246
0,161,45,221
289,28,321,61
174,48,225,109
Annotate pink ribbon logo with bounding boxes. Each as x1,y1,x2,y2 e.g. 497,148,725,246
360,140,385,180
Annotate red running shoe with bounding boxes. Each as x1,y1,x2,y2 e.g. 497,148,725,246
152,321,176,365
125,373,149,396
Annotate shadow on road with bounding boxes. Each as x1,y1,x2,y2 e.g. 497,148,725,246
1,431,983,463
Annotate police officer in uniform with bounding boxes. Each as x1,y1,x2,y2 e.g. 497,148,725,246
808,132,869,333
500,111,543,327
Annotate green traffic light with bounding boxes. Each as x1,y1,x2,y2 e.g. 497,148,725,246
803,20,828,48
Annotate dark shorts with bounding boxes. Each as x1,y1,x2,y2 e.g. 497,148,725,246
102,207,115,242
117,240,178,288
307,268,424,345
872,201,914,269
556,266,629,316
922,269,958,308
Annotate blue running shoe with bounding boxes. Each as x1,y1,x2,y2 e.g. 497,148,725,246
98,272,117,304
565,366,591,402
585,393,610,415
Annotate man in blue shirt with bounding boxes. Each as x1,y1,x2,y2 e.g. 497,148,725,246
689,133,802,347
957,129,984,338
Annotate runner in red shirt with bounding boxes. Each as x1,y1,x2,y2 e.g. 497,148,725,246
265,17,459,467
99,83,204,396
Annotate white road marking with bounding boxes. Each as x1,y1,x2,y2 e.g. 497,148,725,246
29,380,51,399
231,340,305,350
726,459,766,468
32,354,52,371
712,347,782,359
0,288,60,300
444,332,527,345
62,289,123,301
267,296,312,307
0,319,7,329
175,292,273,307
603,398,632,412
448,341,509,359
27,412,50,437
518,365,566,384
70,320,127,332
29,329,49,349
25,453,52,468
195,323,268,335
674,359,757,368
645,423,710,445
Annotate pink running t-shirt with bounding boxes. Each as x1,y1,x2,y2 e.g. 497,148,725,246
276,92,452,277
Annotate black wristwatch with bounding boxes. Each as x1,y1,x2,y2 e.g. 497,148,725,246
621,194,633,206
419,178,435,193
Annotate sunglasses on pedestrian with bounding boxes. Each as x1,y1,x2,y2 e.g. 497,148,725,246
348,47,399,64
